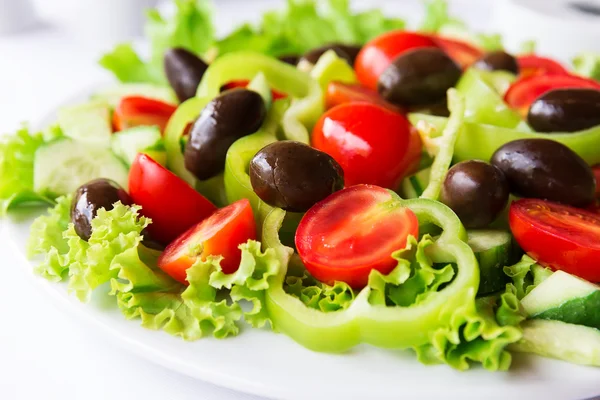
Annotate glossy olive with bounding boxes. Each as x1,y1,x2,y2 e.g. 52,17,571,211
278,54,300,65
440,160,509,228
71,179,132,241
185,89,266,180
473,51,519,74
491,139,596,207
527,88,600,133
164,48,209,102
299,43,362,66
377,47,461,106
249,141,344,212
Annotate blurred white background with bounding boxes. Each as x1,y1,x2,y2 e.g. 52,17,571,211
0,1,597,400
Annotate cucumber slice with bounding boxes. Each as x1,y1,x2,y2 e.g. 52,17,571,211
57,101,112,147
92,84,178,108
467,230,513,295
111,126,164,166
247,72,273,110
34,138,129,196
521,270,600,329
510,320,600,367
401,167,431,199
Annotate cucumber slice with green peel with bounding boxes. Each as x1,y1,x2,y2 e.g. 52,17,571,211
467,230,513,295
58,101,112,147
510,320,600,367
92,84,178,108
111,126,164,166
247,72,273,110
34,138,129,196
521,270,600,329
401,167,431,199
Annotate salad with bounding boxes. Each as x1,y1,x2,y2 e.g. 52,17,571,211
2,0,600,372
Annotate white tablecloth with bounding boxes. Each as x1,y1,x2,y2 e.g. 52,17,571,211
0,2,488,399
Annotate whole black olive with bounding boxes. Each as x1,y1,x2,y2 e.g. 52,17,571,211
299,43,361,66
71,179,132,241
491,138,596,207
278,54,300,65
249,141,344,212
473,51,519,75
185,88,266,180
527,88,600,133
440,160,510,228
164,48,209,103
377,48,461,106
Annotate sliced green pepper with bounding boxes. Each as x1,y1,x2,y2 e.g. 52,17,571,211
409,113,600,165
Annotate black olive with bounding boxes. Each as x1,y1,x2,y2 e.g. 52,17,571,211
185,89,266,181
299,43,361,66
473,51,519,75
249,141,344,212
491,139,596,207
377,47,461,106
527,88,600,133
71,179,132,241
409,99,450,117
164,48,209,103
278,54,300,65
440,160,510,228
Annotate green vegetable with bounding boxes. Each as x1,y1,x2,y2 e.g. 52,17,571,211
92,84,178,107
401,167,431,199
521,270,600,329
408,113,600,166
309,50,357,90
503,255,553,300
246,72,273,110
57,101,112,147
510,320,600,367
111,126,165,167
467,230,513,296
573,52,600,82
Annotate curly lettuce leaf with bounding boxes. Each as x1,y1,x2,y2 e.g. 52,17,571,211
573,52,600,82
284,272,354,312
503,255,553,300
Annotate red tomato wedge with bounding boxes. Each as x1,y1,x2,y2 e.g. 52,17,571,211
221,80,287,100
355,31,438,90
432,36,483,68
509,198,600,283
325,81,404,112
312,102,421,189
504,74,600,117
129,154,217,244
157,199,257,284
517,55,569,79
113,96,177,133
296,185,419,288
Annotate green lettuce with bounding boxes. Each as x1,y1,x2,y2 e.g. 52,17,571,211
284,272,354,312
573,52,600,82
503,255,553,300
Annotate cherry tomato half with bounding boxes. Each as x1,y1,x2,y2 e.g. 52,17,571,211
296,185,419,288
325,81,403,112
504,74,600,117
157,199,256,284
517,55,569,79
221,80,287,100
113,96,177,133
312,102,421,189
509,198,600,282
129,154,217,244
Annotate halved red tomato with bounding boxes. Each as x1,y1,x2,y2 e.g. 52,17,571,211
325,81,403,112
432,36,483,68
221,80,287,100
129,154,217,244
509,198,600,282
504,74,600,117
113,96,177,133
296,185,419,288
157,199,256,284
517,55,569,79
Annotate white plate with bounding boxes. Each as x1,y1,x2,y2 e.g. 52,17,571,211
5,87,600,400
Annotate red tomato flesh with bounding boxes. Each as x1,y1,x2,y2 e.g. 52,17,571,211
432,36,483,68
325,81,404,113
221,80,287,100
113,96,177,133
129,154,217,244
504,74,600,117
509,198,600,282
158,199,257,284
517,55,569,79
296,185,419,288
312,102,421,189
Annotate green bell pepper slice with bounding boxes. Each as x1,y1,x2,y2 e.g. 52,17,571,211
456,68,521,129
409,113,600,165
262,197,480,353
